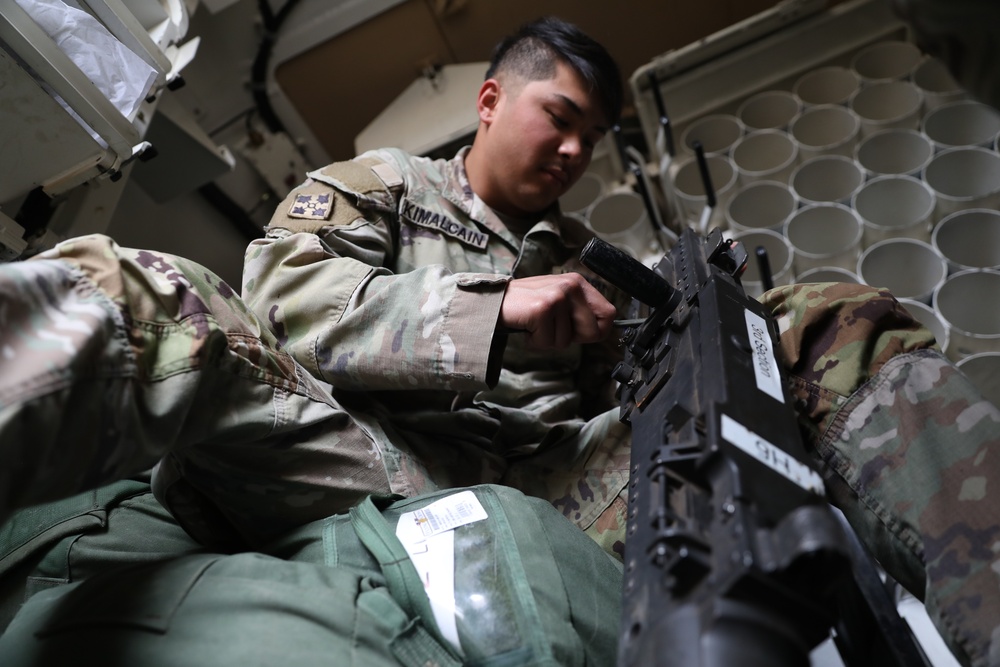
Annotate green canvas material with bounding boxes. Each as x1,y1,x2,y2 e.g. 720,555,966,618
0,484,622,666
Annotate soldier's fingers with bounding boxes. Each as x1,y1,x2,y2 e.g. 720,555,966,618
569,279,616,344
499,274,616,348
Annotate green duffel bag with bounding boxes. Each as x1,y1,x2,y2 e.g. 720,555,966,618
0,484,623,667
0,477,204,633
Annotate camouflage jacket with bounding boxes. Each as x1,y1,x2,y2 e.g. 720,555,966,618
1,167,997,664
242,147,627,494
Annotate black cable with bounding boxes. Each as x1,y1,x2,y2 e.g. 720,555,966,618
755,246,774,292
207,1,301,242
692,141,716,209
647,71,675,157
251,0,303,134
207,108,256,138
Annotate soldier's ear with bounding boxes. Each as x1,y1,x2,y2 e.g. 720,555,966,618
477,78,502,125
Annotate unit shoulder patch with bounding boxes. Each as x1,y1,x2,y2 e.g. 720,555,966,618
287,192,333,220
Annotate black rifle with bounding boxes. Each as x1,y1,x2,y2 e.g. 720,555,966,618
580,228,932,667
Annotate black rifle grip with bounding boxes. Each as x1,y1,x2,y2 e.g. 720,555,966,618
580,237,676,307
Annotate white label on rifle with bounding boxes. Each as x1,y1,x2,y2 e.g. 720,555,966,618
721,414,825,495
744,309,784,404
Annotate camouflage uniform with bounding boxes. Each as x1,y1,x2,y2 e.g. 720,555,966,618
240,147,633,555
0,148,997,665
239,148,1000,665
763,282,1000,667
0,234,387,549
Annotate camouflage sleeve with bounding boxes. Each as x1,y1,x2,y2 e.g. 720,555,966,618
0,234,343,526
243,156,510,392
244,233,509,392
761,282,1000,667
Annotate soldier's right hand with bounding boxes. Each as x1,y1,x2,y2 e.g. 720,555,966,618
498,273,616,349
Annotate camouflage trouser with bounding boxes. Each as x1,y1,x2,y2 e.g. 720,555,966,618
0,234,625,551
0,234,391,549
762,282,1000,667
509,282,1000,667
1,235,998,666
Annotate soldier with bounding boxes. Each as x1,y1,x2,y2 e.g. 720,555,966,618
233,16,633,557
0,12,998,667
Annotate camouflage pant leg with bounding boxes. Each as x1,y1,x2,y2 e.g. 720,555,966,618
761,282,1000,667
501,409,631,561
0,235,390,548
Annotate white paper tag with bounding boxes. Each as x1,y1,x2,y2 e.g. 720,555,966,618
744,309,785,404
395,520,461,652
721,413,825,495
394,490,489,654
405,489,489,538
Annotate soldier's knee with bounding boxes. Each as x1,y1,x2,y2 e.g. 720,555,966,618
760,281,937,396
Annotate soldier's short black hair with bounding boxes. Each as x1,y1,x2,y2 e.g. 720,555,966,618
486,16,623,125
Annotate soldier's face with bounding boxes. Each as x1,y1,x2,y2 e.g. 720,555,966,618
479,61,609,216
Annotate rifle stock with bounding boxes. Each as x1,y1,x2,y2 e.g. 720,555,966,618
580,229,931,667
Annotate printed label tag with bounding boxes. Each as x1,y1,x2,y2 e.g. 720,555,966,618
405,489,488,539
721,413,825,495
394,490,489,655
396,519,462,653
744,309,785,404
